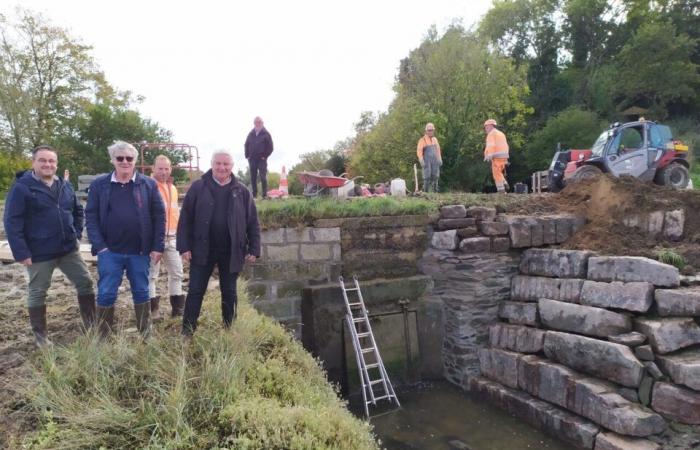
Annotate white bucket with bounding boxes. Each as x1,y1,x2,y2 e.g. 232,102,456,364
390,178,406,197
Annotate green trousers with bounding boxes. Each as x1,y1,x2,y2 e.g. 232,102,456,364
26,249,94,308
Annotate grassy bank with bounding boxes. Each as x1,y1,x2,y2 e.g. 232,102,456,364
22,283,379,450
255,194,522,228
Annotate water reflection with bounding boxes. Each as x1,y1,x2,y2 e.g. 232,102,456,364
369,381,571,450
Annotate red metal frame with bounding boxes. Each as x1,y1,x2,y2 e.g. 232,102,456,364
132,142,200,183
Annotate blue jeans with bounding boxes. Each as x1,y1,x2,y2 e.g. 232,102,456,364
97,251,150,307
182,251,238,334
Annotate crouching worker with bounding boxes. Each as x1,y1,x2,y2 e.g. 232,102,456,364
148,155,185,319
3,145,95,347
86,141,165,338
177,150,260,336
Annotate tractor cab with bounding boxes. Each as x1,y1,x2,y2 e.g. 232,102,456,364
548,119,689,191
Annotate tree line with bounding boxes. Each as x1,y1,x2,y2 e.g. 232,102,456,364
305,0,700,192
0,9,183,192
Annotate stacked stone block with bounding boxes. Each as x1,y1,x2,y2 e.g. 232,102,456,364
431,205,585,254
471,249,700,449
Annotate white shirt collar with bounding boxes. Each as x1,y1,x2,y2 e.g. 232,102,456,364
110,171,137,183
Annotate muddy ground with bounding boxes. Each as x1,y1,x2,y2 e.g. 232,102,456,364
0,261,190,448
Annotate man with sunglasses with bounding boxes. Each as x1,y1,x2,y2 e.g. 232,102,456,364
85,141,165,338
4,145,96,347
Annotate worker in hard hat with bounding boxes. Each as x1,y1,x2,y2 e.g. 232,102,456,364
483,119,509,193
416,123,442,192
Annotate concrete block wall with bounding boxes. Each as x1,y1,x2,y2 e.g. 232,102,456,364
470,248,700,449
243,227,342,337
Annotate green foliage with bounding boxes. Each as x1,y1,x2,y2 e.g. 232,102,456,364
656,249,686,269
256,196,437,228
23,285,378,450
0,150,30,193
525,108,606,170
613,21,700,119
350,26,532,191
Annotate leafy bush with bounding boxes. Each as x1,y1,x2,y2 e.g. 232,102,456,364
0,152,31,194
23,283,379,450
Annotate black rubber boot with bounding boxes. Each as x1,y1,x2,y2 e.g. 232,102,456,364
96,306,115,340
150,296,162,321
28,305,51,348
134,301,152,339
77,294,96,330
170,295,185,317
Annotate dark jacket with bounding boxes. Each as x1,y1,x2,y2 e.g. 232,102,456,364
85,171,165,256
176,170,261,273
244,127,274,160
3,170,82,263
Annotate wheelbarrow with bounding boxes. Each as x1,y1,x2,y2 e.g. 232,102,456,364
297,170,362,197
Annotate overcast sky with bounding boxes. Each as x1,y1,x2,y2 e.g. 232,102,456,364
15,0,493,172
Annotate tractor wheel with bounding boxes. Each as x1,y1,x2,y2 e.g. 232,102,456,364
547,171,564,193
657,163,689,189
570,165,603,184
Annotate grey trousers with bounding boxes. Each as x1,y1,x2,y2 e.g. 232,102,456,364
422,146,440,192
26,249,94,307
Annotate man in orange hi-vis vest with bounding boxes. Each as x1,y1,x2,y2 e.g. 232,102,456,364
416,123,442,192
148,155,185,319
483,119,510,193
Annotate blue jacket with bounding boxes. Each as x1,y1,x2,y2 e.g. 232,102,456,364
3,170,83,263
85,171,165,256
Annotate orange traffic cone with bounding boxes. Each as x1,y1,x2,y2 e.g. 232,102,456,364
280,166,289,198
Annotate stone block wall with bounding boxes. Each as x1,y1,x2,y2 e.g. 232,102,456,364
243,227,342,337
471,248,700,449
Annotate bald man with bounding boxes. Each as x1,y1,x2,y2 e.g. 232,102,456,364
244,117,274,198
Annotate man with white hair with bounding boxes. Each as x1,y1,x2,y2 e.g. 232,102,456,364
85,141,165,338
177,150,260,336
244,116,274,198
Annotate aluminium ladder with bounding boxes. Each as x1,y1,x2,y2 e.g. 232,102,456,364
339,275,400,418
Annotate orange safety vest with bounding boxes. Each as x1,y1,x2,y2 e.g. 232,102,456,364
416,135,442,160
484,128,509,161
155,179,180,235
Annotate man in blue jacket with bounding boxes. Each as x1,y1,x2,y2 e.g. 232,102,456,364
3,145,95,347
85,141,165,338
244,116,274,198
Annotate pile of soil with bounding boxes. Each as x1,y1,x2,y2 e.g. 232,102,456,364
515,175,700,267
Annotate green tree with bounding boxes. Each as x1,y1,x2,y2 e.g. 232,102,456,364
612,21,700,119
524,107,605,170
350,26,531,191
0,9,109,154
0,151,30,193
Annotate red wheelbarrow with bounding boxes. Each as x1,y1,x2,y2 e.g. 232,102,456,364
297,170,362,197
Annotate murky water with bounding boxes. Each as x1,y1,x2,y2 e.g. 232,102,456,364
369,381,571,450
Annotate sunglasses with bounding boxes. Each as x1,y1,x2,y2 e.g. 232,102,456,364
116,156,134,162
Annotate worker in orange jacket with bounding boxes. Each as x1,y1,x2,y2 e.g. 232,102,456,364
483,119,509,193
416,123,442,192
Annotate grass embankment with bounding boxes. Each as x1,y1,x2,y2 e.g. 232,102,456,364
22,283,379,450
255,194,522,228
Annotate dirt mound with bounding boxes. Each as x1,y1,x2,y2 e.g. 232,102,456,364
515,175,700,266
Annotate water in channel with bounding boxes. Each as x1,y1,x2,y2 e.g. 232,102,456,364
368,381,571,450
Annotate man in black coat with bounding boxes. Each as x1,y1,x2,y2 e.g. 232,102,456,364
244,116,274,198
177,150,261,335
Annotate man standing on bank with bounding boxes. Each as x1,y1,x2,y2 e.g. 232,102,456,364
85,141,165,338
244,116,274,198
148,155,185,319
483,119,510,193
177,150,261,336
4,145,96,347
416,123,443,193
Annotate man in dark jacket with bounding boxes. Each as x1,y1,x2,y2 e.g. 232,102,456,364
244,116,273,198
177,150,261,335
85,141,165,338
3,145,95,347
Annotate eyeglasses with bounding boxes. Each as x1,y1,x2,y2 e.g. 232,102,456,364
116,156,134,162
